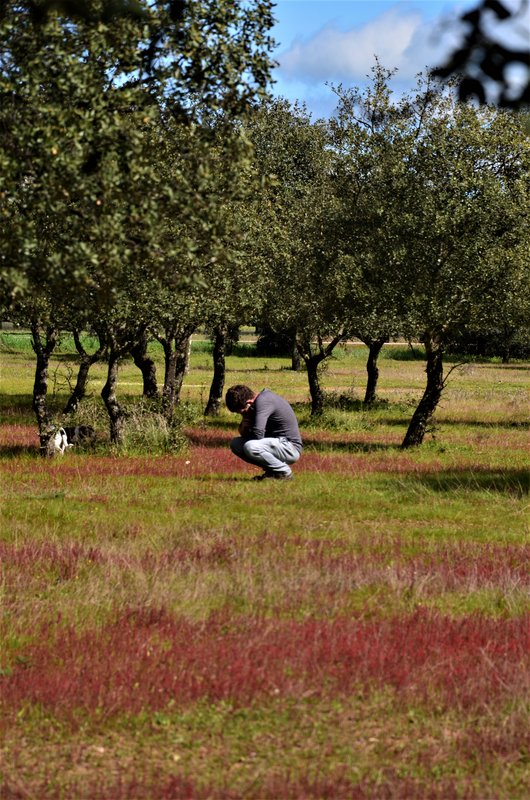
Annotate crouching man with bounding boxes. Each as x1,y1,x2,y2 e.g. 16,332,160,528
226,384,303,481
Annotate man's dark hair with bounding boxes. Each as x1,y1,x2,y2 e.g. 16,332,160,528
226,385,255,412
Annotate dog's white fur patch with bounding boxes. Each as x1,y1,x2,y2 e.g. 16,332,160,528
53,427,73,454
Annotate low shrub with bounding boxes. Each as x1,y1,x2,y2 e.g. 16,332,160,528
118,399,201,455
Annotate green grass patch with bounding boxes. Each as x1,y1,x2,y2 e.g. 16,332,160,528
2,696,529,798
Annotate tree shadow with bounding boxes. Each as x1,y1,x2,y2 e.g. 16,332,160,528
0,394,70,420
54,353,83,363
191,475,252,483
405,468,529,498
384,347,425,361
0,444,40,458
185,428,397,454
195,421,234,431
302,437,397,454
186,429,233,448
226,366,289,373
321,397,390,413
0,394,34,413
377,417,530,430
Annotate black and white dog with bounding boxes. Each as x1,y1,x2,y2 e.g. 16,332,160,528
53,425,95,454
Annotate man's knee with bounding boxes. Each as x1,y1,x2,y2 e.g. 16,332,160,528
242,440,259,460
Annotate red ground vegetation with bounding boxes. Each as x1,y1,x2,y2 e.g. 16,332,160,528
0,423,39,448
3,608,529,721
290,537,530,593
0,541,108,574
0,439,443,479
2,538,528,597
2,424,526,481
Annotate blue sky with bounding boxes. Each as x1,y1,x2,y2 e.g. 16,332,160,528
269,0,530,117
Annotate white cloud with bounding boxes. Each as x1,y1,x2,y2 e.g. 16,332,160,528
278,6,464,86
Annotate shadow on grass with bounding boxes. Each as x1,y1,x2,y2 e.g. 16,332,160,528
320,397,390,413
383,347,425,361
0,394,71,422
376,416,530,430
191,474,257,483
500,363,530,371
406,468,529,497
0,444,39,458
188,420,234,432
186,433,233,449
186,428,397,454
0,394,34,411
225,366,289,373
383,348,530,369
302,437,397,454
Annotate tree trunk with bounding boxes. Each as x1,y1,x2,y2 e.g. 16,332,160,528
31,322,59,456
297,332,345,416
305,355,325,415
160,339,176,408
130,331,158,398
363,337,387,405
305,357,324,415
401,336,445,448
501,325,513,364
172,335,191,402
101,352,125,445
158,330,193,414
291,334,301,371
63,360,92,415
204,326,227,416
63,328,107,414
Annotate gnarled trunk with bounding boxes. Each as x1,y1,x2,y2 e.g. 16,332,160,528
297,332,345,416
291,333,301,372
204,326,227,416
130,330,158,398
160,339,177,408
157,327,195,414
171,335,191,403
402,335,445,448
31,322,59,456
363,337,387,405
64,360,92,415
306,355,325,415
101,351,124,445
98,323,147,445
63,328,107,414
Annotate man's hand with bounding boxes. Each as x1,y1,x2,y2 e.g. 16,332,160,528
238,402,254,436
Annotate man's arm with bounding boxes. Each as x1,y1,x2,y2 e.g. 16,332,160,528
239,413,253,436
248,394,272,439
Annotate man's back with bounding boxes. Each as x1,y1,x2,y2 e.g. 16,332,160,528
249,389,302,451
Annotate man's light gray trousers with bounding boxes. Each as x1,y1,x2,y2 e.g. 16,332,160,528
230,436,301,477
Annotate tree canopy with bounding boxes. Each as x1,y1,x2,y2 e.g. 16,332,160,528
0,0,275,300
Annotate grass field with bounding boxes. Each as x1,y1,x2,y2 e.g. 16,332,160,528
1,332,529,799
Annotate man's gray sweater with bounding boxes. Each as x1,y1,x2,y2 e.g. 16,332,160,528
246,389,303,452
